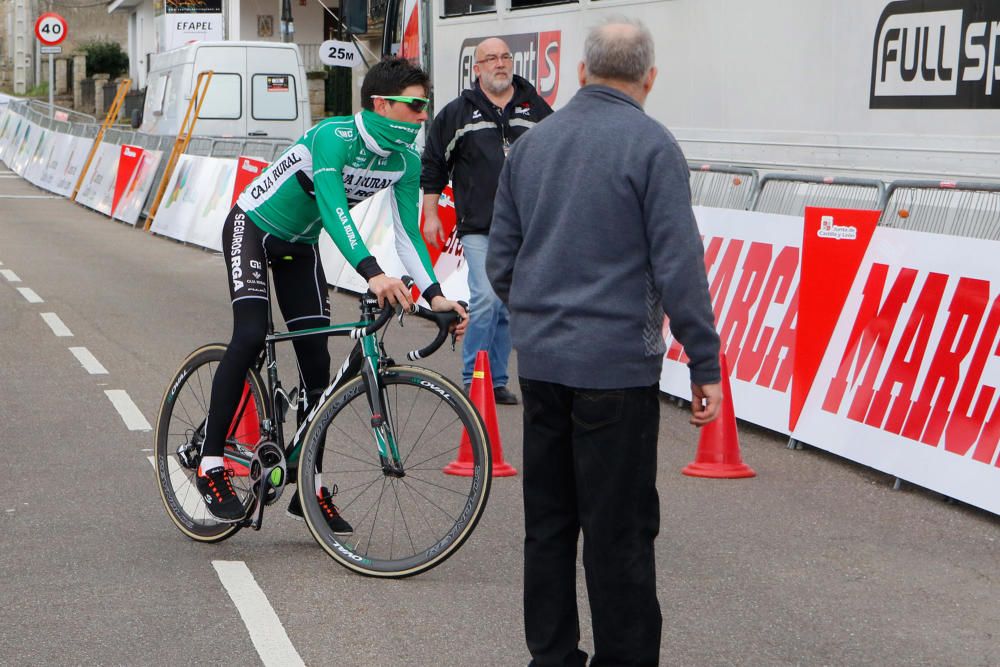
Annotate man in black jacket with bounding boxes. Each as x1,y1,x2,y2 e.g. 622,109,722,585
421,37,552,405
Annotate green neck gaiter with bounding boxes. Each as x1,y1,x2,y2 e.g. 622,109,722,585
356,110,421,157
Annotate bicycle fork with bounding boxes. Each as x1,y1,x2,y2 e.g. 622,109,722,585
360,336,405,478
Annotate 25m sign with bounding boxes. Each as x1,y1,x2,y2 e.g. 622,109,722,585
870,0,1000,108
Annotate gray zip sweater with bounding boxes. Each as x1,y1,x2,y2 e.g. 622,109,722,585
487,85,721,388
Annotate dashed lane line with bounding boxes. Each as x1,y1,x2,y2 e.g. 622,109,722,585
212,561,307,667
69,347,108,374
40,312,73,337
1,269,20,282
105,389,152,431
17,287,42,303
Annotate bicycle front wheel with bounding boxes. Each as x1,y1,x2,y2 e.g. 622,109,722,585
154,343,268,542
297,366,491,577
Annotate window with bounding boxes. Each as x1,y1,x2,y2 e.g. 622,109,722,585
150,73,170,115
251,74,298,121
198,73,242,120
443,0,495,17
510,0,575,9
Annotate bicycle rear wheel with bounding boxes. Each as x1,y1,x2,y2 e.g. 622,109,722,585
154,344,268,542
297,366,491,577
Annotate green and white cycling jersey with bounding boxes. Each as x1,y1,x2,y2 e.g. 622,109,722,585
236,110,439,294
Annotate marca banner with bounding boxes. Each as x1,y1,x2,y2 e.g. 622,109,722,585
113,149,163,226
74,141,121,215
231,156,270,208
661,206,1000,516
112,145,145,217
794,226,1000,515
151,154,235,251
791,208,880,431
660,207,802,435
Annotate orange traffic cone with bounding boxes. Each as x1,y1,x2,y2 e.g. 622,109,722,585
682,353,755,478
444,350,517,477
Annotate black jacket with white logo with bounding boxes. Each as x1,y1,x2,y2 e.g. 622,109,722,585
421,75,552,237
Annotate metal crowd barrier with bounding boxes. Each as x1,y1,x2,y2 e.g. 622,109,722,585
752,173,885,216
8,100,998,243
880,180,1000,241
688,162,758,210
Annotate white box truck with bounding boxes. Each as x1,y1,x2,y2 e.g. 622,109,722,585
137,41,312,140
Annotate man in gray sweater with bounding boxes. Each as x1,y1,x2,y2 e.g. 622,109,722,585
488,17,722,666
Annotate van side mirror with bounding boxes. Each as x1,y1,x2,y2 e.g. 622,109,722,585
130,108,143,129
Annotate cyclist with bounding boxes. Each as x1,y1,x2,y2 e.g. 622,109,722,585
196,57,467,529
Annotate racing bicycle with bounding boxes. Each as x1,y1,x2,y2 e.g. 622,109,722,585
153,283,491,578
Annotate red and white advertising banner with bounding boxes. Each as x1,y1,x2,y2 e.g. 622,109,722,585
321,187,470,304
111,144,144,218
661,206,1000,516
793,222,1000,515
112,149,163,226
231,156,270,208
74,141,121,215
660,206,802,435
33,132,72,192
9,120,42,176
0,113,27,166
22,127,53,186
423,187,469,303
51,135,91,198
150,154,236,250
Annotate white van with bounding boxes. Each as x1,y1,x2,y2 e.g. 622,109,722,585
138,41,312,140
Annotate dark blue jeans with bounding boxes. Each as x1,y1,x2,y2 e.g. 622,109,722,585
520,379,662,667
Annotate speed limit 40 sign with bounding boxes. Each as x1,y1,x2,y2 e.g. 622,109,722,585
35,12,68,46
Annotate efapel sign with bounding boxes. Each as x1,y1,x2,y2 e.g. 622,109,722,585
870,0,1000,108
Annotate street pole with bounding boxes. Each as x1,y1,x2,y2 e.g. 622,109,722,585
49,52,54,115
280,0,294,43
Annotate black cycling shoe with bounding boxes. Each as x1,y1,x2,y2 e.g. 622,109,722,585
287,487,353,535
196,466,245,522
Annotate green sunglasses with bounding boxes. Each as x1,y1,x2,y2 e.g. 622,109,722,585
372,95,430,112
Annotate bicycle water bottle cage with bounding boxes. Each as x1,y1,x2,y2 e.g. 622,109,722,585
247,441,287,529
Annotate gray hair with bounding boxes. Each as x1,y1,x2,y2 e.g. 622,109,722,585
583,16,655,84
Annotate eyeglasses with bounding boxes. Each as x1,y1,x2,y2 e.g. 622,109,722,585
371,95,430,113
476,53,514,66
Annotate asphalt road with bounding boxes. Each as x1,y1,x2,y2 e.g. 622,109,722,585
1,167,998,666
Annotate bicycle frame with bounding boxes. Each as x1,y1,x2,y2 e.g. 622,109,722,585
221,294,402,494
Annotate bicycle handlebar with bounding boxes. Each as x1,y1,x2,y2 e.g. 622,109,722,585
404,304,465,360
354,276,466,360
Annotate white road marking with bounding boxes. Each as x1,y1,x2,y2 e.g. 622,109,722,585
212,561,306,667
40,312,73,337
17,287,42,303
105,389,152,431
0,194,60,199
69,347,108,374
1,269,21,282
